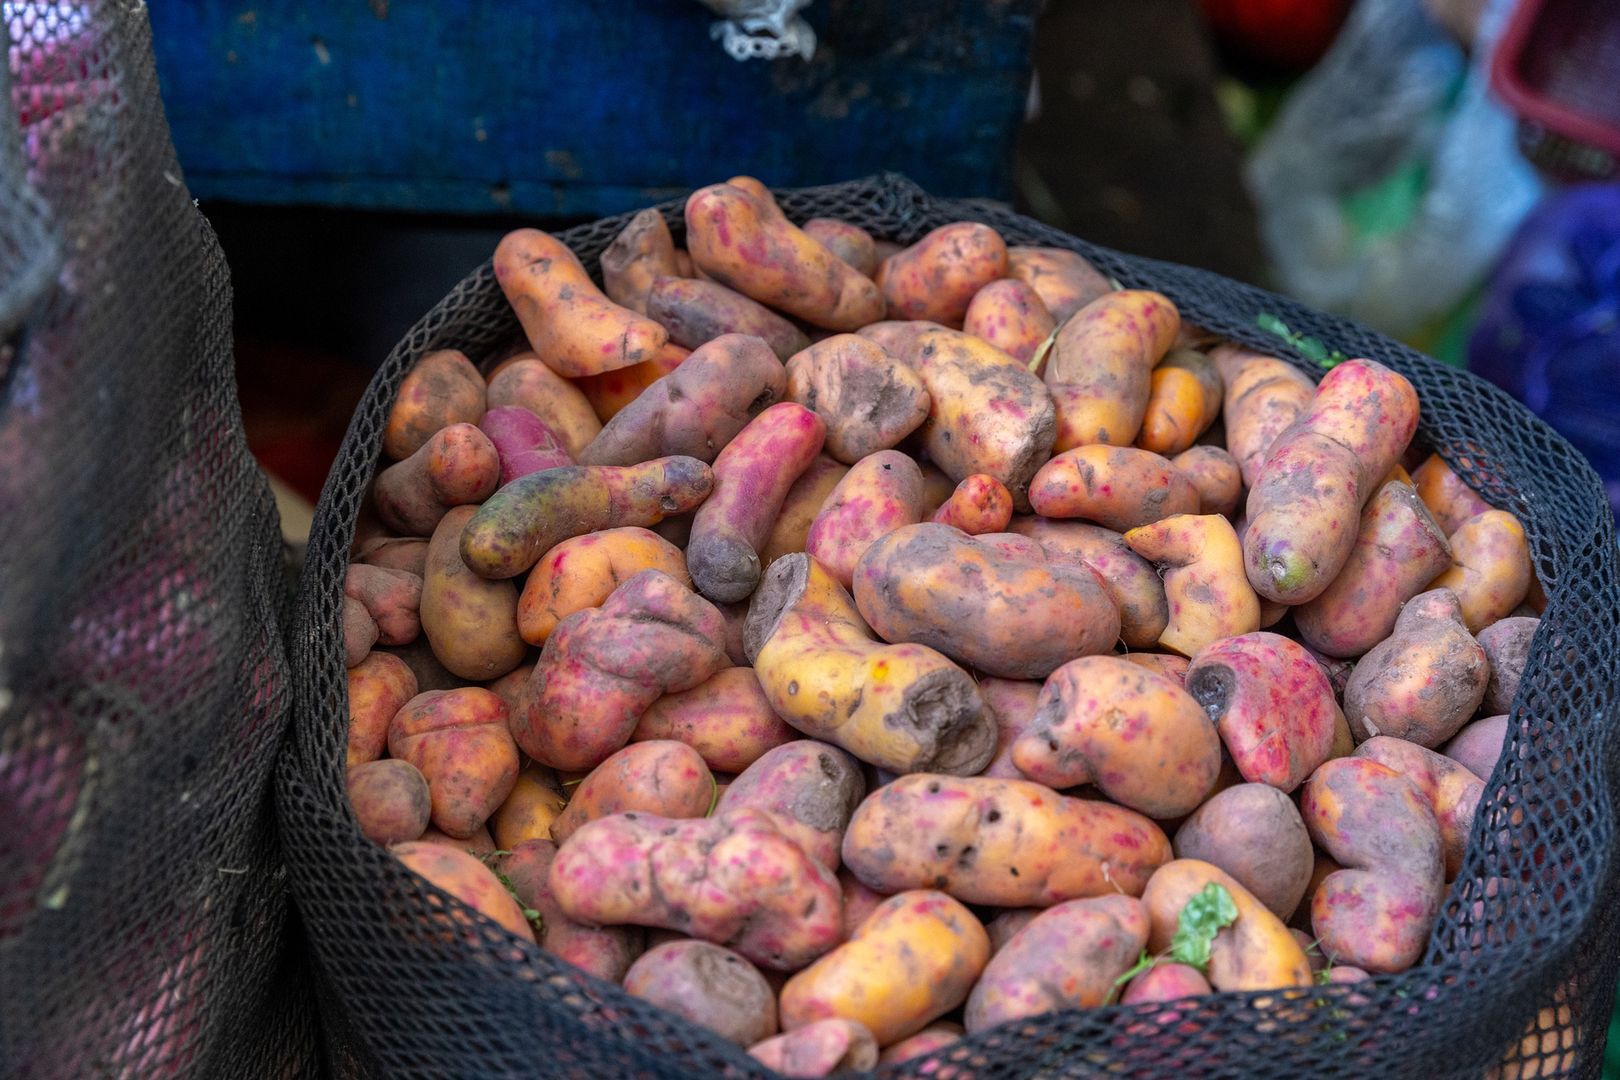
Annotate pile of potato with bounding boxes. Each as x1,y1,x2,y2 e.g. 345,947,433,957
339,175,1543,1076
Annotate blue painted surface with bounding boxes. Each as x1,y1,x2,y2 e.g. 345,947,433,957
147,1,1039,216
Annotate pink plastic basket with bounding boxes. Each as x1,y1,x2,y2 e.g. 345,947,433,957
1491,0,1620,180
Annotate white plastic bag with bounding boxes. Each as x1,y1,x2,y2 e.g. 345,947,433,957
695,0,816,61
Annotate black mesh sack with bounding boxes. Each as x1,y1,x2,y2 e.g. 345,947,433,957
1,4,316,1077
282,174,1620,1079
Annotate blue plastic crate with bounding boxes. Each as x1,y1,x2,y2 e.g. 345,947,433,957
148,0,1040,217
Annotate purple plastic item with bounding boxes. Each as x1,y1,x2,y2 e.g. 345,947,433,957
478,406,573,485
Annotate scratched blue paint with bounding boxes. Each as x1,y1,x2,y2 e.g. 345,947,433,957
147,0,1039,216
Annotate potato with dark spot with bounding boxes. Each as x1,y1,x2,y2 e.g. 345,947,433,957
1009,517,1168,649
1006,246,1114,323
762,454,851,568
965,894,1149,1031
1209,345,1315,488
1429,510,1533,633
384,349,486,461
1125,514,1260,657
804,450,927,589
1173,783,1313,920
550,740,714,844
1029,445,1200,531
420,507,526,681
501,839,644,981
1300,757,1444,972
878,222,1008,327
347,651,417,766
963,278,1056,366
1343,588,1489,747
389,687,519,839
601,207,681,314
745,554,994,775
624,940,778,1046
485,354,601,458
784,335,930,465
631,667,797,774
1184,632,1340,792
647,276,810,361
1478,616,1538,714
1354,736,1483,880
347,759,431,846
393,841,535,943
1044,291,1180,450
717,740,865,872
1172,445,1243,517
1013,656,1220,818
1443,714,1509,780
1143,860,1312,991
841,774,1171,906
803,217,880,277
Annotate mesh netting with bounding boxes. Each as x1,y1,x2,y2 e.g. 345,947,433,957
1,4,314,1077
282,173,1620,1079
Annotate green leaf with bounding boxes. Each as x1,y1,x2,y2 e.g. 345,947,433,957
1295,336,1329,364
1168,883,1238,971
1106,949,1158,1005
1256,312,1292,339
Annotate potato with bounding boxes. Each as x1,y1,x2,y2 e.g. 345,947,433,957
1294,480,1453,658
984,909,1040,955
388,687,518,839
1184,632,1340,792
601,207,680,314
485,354,601,459
356,536,430,576
647,276,809,361
1413,452,1492,535
838,870,887,941
517,526,688,645
715,740,865,872
516,569,729,771
1171,445,1242,518
477,405,572,485
1344,588,1489,747
761,454,851,568
1008,517,1168,649
461,456,713,579
746,554,993,775
964,895,1149,1032
685,182,884,330
347,759,431,846
1123,653,1190,686
384,349,486,461
1300,758,1444,972
1044,290,1180,450
1137,348,1223,456
550,741,714,844
393,841,535,943
875,1022,961,1066
500,839,643,981
803,217,879,277
549,808,841,970
1477,616,1538,715
623,940,778,1046
1029,445,1200,531
963,278,1055,365
488,765,566,851
494,227,668,376
1124,514,1261,657
1208,345,1315,488
852,522,1119,680
344,564,422,646
929,474,1014,535
417,507,526,680
750,1018,880,1077
630,667,796,774
1121,963,1212,1005
577,332,787,468
1244,359,1420,604
373,422,501,536
1005,246,1113,323
841,774,1171,906
378,638,466,694
1354,736,1483,880
1013,656,1220,817
803,450,927,589
1142,860,1312,991
574,342,689,424
416,823,496,858
1443,714,1508,780
784,335,930,465
1429,510,1533,633
877,222,1008,327
1172,784,1313,920
978,677,1041,779
778,890,988,1046
346,650,417,766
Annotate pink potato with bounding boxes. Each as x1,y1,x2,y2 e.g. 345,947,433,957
549,740,714,844
930,474,1015,535
392,841,534,944
1354,736,1484,880
1008,516,1169,649
784,334,930,465
346,759,431,846
1172,783,1313,920
346,650,418,766
372,422,501,536
1477,616,1539,715
1121,963,1212,1005
388,687,519,839
384,349,487,461
1006,246,1113,323
963,278,1056,366
477,405,572,485
623,940,778,1046
1171,444,1243,517
804,450,927,589
1028,445,1201,532
629,667,797,774
751,1018,880,1077
876,1022,962,1065
1443,715,1509,781
877,222,1009,327
344,563,422,647
501,839,644,981
646,276,810,361
978,678,1042,780
803,217,880,277
1343,589,1489,747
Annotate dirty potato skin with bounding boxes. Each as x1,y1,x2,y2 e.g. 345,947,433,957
347,759,432,846
1300,758,1445,973
1124,514,1261,657
388,687,519,839
1184,632,1340,792
600,207,682,314
630,667,798,774
1429,510,1533,633
803,217,880,277
549,740,714,844
1044,290,1180,450
384,349,486,461
778,890,989,1047
744,554,995,775
1029,445,1201,531
516,526,689,645
877,222,1009,327
841,774,1172,906
488,765,566,850
1142,860,1312,991
1343,588,1489,747
548,807,842,971
494,228,669,377
804,450,927,589
1008,517,1168,649
1354,736,1483,880
1443,714,1509,781
1172,783,1314,920
1171,445,1243,517
1477,616,1538,714
623,940,779,1046
577,332,787,468
1006,246,1114,323
851,522,1121,680
1208,345,1315,488
1012,656,1220,818
393,841,536,943
501,839,645,981
485,354,602,459
716,740,866,872
646,276,810,361
930,474,1015,534
419,507,527,680
963,278,1056,366
346,651,418,766
784,335,930,465
964,895,1149,1032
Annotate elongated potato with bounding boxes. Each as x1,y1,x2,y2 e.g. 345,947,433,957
1008,517,1168,649
784,335,930,464
501,838,644,981
1014,656,1220,817
1171,445,1243,517
1125,514,1260,657
852,523,1120,680
803,217,879,277
1006,246,1113,322
601,208,681,314
761,455,851,568
1044,291,1180,450
878,222,1008,327
804,451,927,588
419,507,526,681
1354,736,1483,880
841,774,1171,906
779,890,989,1046
574,342,689,424
630,667,797,774
1029,445,1200,531
389,687,519,839
1428,510,1532,633
685,182,885,330
1137,348,1223,456
717,740,866,872
1172,784,1313,920
648,276,810,361
745,554,994,775
485,354,602,459
963,278,1056,365
1209,345,1315,488
1343,589,1488,747
385,349,487,461
550,740,714,844
1142,860,1312,991
517,526,689,645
